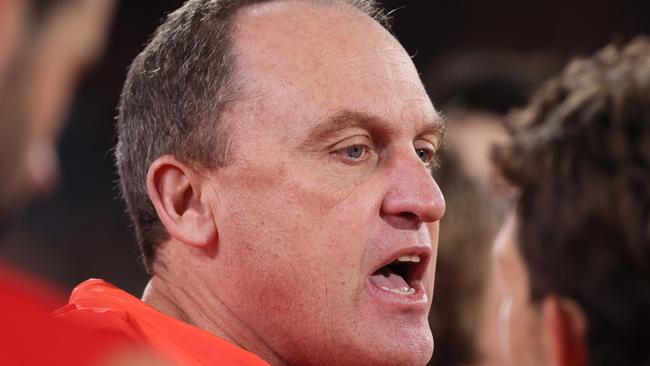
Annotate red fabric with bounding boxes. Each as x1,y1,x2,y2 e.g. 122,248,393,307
0,264,127,365
56,279,271,366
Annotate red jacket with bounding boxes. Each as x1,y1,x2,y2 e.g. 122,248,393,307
56,279,271,366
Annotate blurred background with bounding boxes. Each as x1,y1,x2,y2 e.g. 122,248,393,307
0,0,649,364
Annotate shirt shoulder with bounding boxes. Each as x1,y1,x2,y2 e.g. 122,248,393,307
57,279,271,366
55,279,149,343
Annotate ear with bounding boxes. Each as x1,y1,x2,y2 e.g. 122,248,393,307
146,155,218,248
541,295,588,366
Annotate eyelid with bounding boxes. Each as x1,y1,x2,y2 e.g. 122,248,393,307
329,135,375,164
414,138,437,152
331,144,373,166
328,133,374,152
415,135,441,152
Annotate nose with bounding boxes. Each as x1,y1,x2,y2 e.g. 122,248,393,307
381,151,446,226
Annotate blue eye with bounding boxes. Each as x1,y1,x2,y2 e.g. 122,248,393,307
345,145,365,159
416,148,431,164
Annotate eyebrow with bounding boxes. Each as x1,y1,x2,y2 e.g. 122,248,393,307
300,110,445,148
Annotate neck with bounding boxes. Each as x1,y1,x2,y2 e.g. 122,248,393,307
142,254,290,366
142,273,238,345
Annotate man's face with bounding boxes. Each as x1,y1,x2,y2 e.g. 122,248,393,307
202,2,445,365
491,213,546,366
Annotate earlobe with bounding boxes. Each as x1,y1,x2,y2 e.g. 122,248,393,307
542,296,588,366
146,155,218,248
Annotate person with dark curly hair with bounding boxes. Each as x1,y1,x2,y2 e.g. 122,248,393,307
490,36,650,366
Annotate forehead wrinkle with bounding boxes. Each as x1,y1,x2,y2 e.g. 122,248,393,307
300,110,385,149
300,109,445,149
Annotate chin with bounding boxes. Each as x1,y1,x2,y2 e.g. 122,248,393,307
353,324,434,366
292,320,433,366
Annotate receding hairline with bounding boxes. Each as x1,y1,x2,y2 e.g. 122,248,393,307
226,0,394,71
215,0,397,145
230,0,390,28
218,0,406,156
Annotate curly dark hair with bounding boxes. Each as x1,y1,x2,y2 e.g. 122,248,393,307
493,36,650,366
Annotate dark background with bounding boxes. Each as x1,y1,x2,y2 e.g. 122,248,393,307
1,0,649,296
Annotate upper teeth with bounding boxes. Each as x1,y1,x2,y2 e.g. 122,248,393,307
397,255,420,263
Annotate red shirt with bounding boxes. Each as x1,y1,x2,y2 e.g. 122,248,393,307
56,279,271,366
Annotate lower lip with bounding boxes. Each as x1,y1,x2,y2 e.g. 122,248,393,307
366,279,429,310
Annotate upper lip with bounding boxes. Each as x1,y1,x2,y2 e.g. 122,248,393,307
368,245,432,284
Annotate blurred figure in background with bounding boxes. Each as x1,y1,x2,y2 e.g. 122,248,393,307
0,0,150,365
428,149,506,366
0,0,115,230
0,0,30,227
425,50,563,193
424,51,560,366
491,36,650,366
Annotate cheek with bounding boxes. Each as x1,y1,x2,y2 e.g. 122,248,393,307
218,168,371,297
217,152,388,290
214,171,379,355
493,271,518,365
498,290,540,366
497,295,515,365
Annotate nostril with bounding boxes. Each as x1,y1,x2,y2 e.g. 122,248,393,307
399,212,418,221
380,211,422,230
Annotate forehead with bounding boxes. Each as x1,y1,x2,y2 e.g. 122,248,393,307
228,0,438,136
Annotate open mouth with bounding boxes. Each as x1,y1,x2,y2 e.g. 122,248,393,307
368,254,425,296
